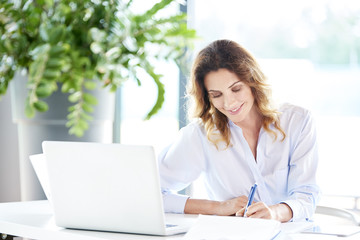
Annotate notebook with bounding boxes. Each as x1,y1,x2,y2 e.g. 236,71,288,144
38,141,192,236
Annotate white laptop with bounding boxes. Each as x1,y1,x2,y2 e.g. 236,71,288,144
37,141,193,236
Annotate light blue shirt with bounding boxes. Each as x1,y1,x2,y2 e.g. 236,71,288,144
158,103,320,221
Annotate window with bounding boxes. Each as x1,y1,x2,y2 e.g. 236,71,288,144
118,1,182,156
119,60,180,155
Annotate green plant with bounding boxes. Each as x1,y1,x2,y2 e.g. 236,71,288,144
0,0,196,136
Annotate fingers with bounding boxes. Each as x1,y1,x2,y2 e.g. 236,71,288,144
246,202,272,219
234,195,249,207
218,195,249,216
235,207,244,217
220,196,268,217
235,202,274,219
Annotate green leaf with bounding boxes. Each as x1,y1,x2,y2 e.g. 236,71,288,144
70,72,84,90
78,57,91,68
135,76,142,86
25,102,35,118
35,84,53,98
143,0,172,19
49,26,65,44
33,100,49,112
80,112,93,121
90,42,104,54
67,106,76,112
67,108,91,137
0,68,14,97
110,85,117,92
42,69,61,80
68,92,81,103
61,81,73,92
84,81,97,90
105,47,122,60
46,58,64,69
78,119,89,130
29,44,51,59
142,63,165,120
66,110,77,120
0,80,9,96
68,125,84,137
65,119,75,128
89,28,106,42
49,45,66,56
83,93,98,105
82,102,94,113
155,14,187,25
39,24,49,42
28,44,51,84
46,0,54,7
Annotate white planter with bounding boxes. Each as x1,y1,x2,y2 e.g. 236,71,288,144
11,72,115,201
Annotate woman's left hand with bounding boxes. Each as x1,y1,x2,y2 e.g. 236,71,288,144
235,202,293,222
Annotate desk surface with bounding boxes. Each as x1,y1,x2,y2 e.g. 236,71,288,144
0,200,359,240
0,200,195,240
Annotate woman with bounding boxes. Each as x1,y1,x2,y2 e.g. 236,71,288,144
159,39,320,222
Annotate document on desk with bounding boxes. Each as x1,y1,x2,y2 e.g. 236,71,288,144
183,215,281,240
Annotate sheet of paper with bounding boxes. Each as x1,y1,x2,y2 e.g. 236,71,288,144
183,215,281,240
280,221,314,234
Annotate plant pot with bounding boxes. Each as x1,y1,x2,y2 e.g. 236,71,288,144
11,72,115,201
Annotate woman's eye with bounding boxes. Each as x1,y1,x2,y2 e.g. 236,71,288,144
210,93,222,98
232,87,241,92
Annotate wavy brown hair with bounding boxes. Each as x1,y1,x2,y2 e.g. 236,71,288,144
186,39,285,148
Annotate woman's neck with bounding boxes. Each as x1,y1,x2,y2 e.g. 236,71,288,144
235,108,263,161
234,107,263,134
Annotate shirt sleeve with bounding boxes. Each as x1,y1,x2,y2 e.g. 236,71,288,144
161,189,189,213
282,110,321,221
158,122,207,213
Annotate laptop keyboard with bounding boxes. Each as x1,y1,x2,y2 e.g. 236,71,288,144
166,223,178,228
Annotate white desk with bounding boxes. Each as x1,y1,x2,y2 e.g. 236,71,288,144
0,201,359,240
0,201,195,240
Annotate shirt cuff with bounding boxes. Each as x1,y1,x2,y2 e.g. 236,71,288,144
281,199,304,222
162,192,189,214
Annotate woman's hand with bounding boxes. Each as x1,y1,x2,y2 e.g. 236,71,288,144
184,197,292,222
184,196,248,216
216,195,249,216
235,202,293,223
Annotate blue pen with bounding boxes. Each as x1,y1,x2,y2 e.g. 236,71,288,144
243,183,257,217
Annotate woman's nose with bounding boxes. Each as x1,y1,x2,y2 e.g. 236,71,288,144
223,93,236,109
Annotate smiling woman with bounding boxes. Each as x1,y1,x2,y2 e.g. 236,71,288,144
158,39,320,223
187,0,360,211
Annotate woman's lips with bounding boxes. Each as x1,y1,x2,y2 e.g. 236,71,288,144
227,103,243,115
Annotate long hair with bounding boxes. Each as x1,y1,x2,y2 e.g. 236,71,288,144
186,39,285,148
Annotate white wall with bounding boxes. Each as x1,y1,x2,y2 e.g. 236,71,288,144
0,90,21,202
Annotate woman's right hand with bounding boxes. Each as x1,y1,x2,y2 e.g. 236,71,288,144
184,196,249,216
216,195,249,216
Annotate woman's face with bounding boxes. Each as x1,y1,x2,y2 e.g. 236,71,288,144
204,68,256,125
